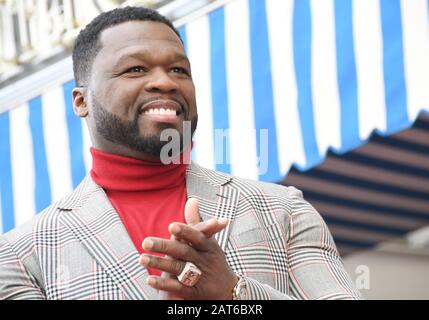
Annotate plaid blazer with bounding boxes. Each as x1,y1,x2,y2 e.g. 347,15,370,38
0,163,361,300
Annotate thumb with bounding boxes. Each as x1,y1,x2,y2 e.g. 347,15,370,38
184,198,201,226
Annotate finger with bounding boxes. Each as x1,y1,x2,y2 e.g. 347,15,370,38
162,270,176,280
185,218,217,238
184,198,201,226
174,218,229,241
139,254,186,276
142,237,198,262
168,217,226,240
168,223,219,251
196,218,229,238
146,275,193,296
160,290,184,300
159,271,184,300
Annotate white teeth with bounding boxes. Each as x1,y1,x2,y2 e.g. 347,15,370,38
144,108,177,116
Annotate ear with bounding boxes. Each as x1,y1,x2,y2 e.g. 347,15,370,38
72,87,89,118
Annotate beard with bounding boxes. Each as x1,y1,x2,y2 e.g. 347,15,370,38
91,96,198,157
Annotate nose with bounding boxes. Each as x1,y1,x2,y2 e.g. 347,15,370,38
144,68,179,93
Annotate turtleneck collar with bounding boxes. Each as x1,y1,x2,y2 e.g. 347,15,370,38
90,147,190,192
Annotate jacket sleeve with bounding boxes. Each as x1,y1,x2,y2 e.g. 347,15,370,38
0,236,45,300
239,191,362,300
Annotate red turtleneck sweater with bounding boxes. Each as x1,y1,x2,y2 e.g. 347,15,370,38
90,148,188,276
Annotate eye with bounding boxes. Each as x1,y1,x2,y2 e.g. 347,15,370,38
126,66,146,73
171,67,189,75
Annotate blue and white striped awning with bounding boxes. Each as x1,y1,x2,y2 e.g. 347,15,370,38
1,0,428,234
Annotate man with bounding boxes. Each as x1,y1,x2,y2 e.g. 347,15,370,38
0,6,361,300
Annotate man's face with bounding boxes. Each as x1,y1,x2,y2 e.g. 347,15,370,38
78,20,197,160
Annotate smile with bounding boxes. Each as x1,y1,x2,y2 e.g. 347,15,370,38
139,99,183,123
140,99,183,115
144,108,178,116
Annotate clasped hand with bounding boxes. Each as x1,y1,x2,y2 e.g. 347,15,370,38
139,198,238,300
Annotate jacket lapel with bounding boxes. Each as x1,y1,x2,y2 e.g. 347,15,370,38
186,163,240,251
60,177,158,300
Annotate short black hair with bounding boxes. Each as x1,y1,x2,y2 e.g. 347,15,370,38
72,6,182,86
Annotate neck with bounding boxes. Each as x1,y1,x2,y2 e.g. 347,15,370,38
91,140,164,163
90,136,193,163
90,147,190,192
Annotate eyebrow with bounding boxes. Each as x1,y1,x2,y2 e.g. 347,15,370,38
112,51,190,70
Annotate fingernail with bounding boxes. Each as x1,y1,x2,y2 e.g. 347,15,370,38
171,224,181,234
147,277,156,286
143,239,154,250
219,218,229,224
140,255,150,266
